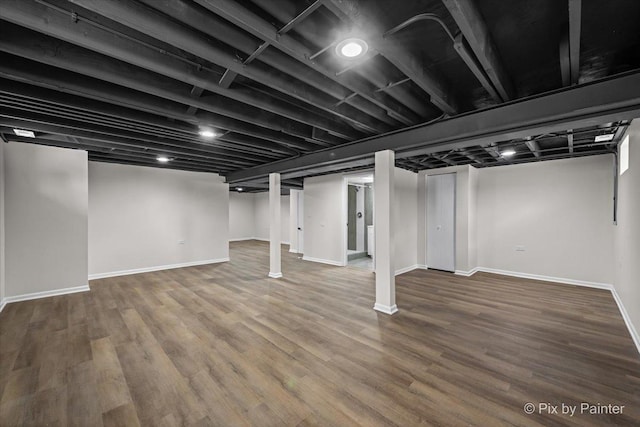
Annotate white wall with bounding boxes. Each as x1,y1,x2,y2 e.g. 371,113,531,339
250,192,290,243
303,169,418,270
614,121,640,350
229,192,255,240
89,162,228,277
394,168,418,273
0,141,5,307
303,174,345,265
4,143,88,298
477,155,615,285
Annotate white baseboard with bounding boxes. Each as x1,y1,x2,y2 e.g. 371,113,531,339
395,264,419,276
302,256,345,267
1,284,90,308
230,237,291,245
0,300,6,313
416,264,428,270
88,258,230,280
268,272,283,279
455,267,480,277
611,287,640,356
471,267,612,290
374,303,398,315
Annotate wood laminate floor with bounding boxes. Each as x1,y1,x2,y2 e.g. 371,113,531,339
1,240,639,426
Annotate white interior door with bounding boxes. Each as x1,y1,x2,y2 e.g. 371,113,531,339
297,190,304,254
426,173,456,272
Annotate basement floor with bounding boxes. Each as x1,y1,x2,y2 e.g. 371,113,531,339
0,240,638,426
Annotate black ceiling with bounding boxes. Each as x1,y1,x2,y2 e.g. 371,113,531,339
1,0,639,192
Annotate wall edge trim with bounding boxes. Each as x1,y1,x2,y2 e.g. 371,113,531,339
611,286,640,356
302,256,344,267
2,284,90,307
395,264,420,276
88,258,229,280
468,267,613,289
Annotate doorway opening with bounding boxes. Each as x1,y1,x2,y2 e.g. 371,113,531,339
345,174,374,270
426,173,456,272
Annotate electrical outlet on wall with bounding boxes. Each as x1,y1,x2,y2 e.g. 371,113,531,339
515,245,525,251
179,240,186,245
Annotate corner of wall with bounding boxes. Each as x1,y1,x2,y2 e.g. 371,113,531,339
0,141,5,309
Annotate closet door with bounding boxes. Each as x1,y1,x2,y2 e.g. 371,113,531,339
426,173,456,272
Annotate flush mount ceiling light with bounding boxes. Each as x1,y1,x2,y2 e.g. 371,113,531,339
199,129,217,139
594,134,615,142
501,149,516,157
13,128,35,138
336,38,368,59
156,156,171,163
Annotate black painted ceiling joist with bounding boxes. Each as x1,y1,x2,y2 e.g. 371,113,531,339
323,0,459,115
227,71,640,182
0,12,358,142
0,56,330,150
191,0,422,126
442,0,514,102
63,0,391,135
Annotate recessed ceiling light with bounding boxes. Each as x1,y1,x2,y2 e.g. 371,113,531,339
157,156,170,163
336,38,368,59
501,149,516,157
237,187,244,192
594,134,615,142
13,128,35,138
199,129,217,138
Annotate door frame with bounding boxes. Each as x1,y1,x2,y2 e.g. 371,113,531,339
426,172,457,272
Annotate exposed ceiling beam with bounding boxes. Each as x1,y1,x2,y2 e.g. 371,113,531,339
560,0,582,86
567,131,574,153
189,0,419,126
476,149,611,168
0,35,341,149
249,0,432,119
0,4,358,142
0,55,335,149
453,34,502,102
0,114,268,166
569,0,582,85
277,1,322,35
141,0,405,128
524,138,541,158
458,148,484,164
226,71,640,182
441,0,514,101
64,0,388,134
322,0,459,115
5,134,234,172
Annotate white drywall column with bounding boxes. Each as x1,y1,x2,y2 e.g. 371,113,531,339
269,173,282,278
0,141,5,309
374,150,397,314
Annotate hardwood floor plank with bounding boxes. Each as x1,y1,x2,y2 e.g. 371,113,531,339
0,240,638,426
